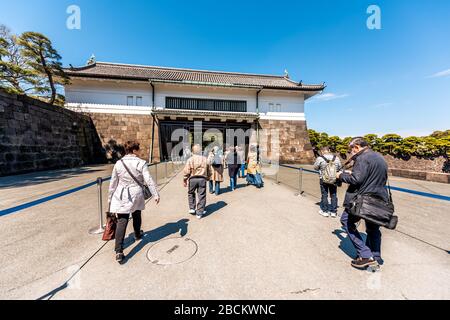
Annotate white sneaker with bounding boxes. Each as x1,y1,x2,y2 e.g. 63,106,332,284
196,214,203,219
189,209,196,215
330,212,337,218
319,210,330,217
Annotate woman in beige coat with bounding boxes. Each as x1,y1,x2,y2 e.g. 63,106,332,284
207,146,224,195
108,140,160,263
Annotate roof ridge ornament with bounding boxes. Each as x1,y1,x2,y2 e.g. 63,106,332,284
284,69,289,78
87,54,96,66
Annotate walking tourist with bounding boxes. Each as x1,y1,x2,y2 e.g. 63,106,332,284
337,137,389,269
108,140,160,263
208,146,224,195
225,146,241,191
207,148,215,193
237,145,246,178
183,144,211,219
246,145,264,188
313,146,342,218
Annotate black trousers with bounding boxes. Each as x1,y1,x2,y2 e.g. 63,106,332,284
115,210,142,253
188,177,207,215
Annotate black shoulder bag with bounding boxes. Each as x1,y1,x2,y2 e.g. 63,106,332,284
121,160,153,200
350,180,398,230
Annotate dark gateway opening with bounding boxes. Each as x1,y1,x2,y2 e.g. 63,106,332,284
159,120,253,161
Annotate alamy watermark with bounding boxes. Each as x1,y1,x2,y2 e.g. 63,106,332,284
367,5,382,30
66,5,81,30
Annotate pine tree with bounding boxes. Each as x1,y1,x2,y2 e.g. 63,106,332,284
17,31,69,105
0,25,38,94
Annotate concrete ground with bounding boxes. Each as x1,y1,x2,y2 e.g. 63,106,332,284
0,164,449,300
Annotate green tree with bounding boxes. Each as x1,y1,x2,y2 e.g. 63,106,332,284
381,134,403,155
308,129,320,148
0,25,38,94
17,31,69,105
430,130,450,139
328,136,342,152
309,129,450,162
399,136,422,157
364,134,382,152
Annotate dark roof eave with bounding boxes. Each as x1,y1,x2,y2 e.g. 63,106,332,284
65,73,325,92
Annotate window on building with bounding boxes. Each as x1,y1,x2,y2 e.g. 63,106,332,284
269,103,281,112
136,96,143,106
166,97,247,112
127,96,134,106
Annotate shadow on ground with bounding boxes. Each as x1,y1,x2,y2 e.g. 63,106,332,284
332,229,362,259
203,201,227,218
121,219,190,263
0,166,108,188
220,183,248,195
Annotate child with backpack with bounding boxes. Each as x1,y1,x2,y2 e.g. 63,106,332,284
313,147,343,218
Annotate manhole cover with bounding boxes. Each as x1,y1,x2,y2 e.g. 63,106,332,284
146,237,198,265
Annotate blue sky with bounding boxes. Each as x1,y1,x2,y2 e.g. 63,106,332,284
1,0,449,137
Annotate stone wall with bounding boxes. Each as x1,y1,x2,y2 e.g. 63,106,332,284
88,113,160,162
0,90,105,176
388,168,450,184
259,119,315,164
384,155,449,184
384,154,448,173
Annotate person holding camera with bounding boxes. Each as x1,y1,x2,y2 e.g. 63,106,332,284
337,137,389,269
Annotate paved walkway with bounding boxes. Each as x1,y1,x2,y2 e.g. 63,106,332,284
0,165,449,300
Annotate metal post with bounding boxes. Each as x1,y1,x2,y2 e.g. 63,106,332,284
295,168,303,196
89,177,105,235
275,166,279,184
300,168,303,195
165,161,168,182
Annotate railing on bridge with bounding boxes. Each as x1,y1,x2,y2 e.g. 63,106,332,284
260,161,323,199
260,159,450,203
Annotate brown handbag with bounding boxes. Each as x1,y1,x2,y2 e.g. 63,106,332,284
102,205,117,241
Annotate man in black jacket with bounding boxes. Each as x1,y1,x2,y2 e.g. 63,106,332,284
337,137,389,269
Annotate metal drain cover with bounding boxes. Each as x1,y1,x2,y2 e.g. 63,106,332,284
147,237,198,265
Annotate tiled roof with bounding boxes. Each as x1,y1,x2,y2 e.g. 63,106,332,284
65,62,325,91
153,108,259,119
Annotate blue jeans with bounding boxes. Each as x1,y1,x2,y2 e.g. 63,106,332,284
209,181,221,195
320,180,338,213
238,164,246,178
247,173,263,188
229,175,237,191
340,209,382,260
215,182,220,195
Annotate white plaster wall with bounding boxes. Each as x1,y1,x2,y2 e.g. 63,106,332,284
259,91,305,114
65,79,307,119
65,79,152,106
